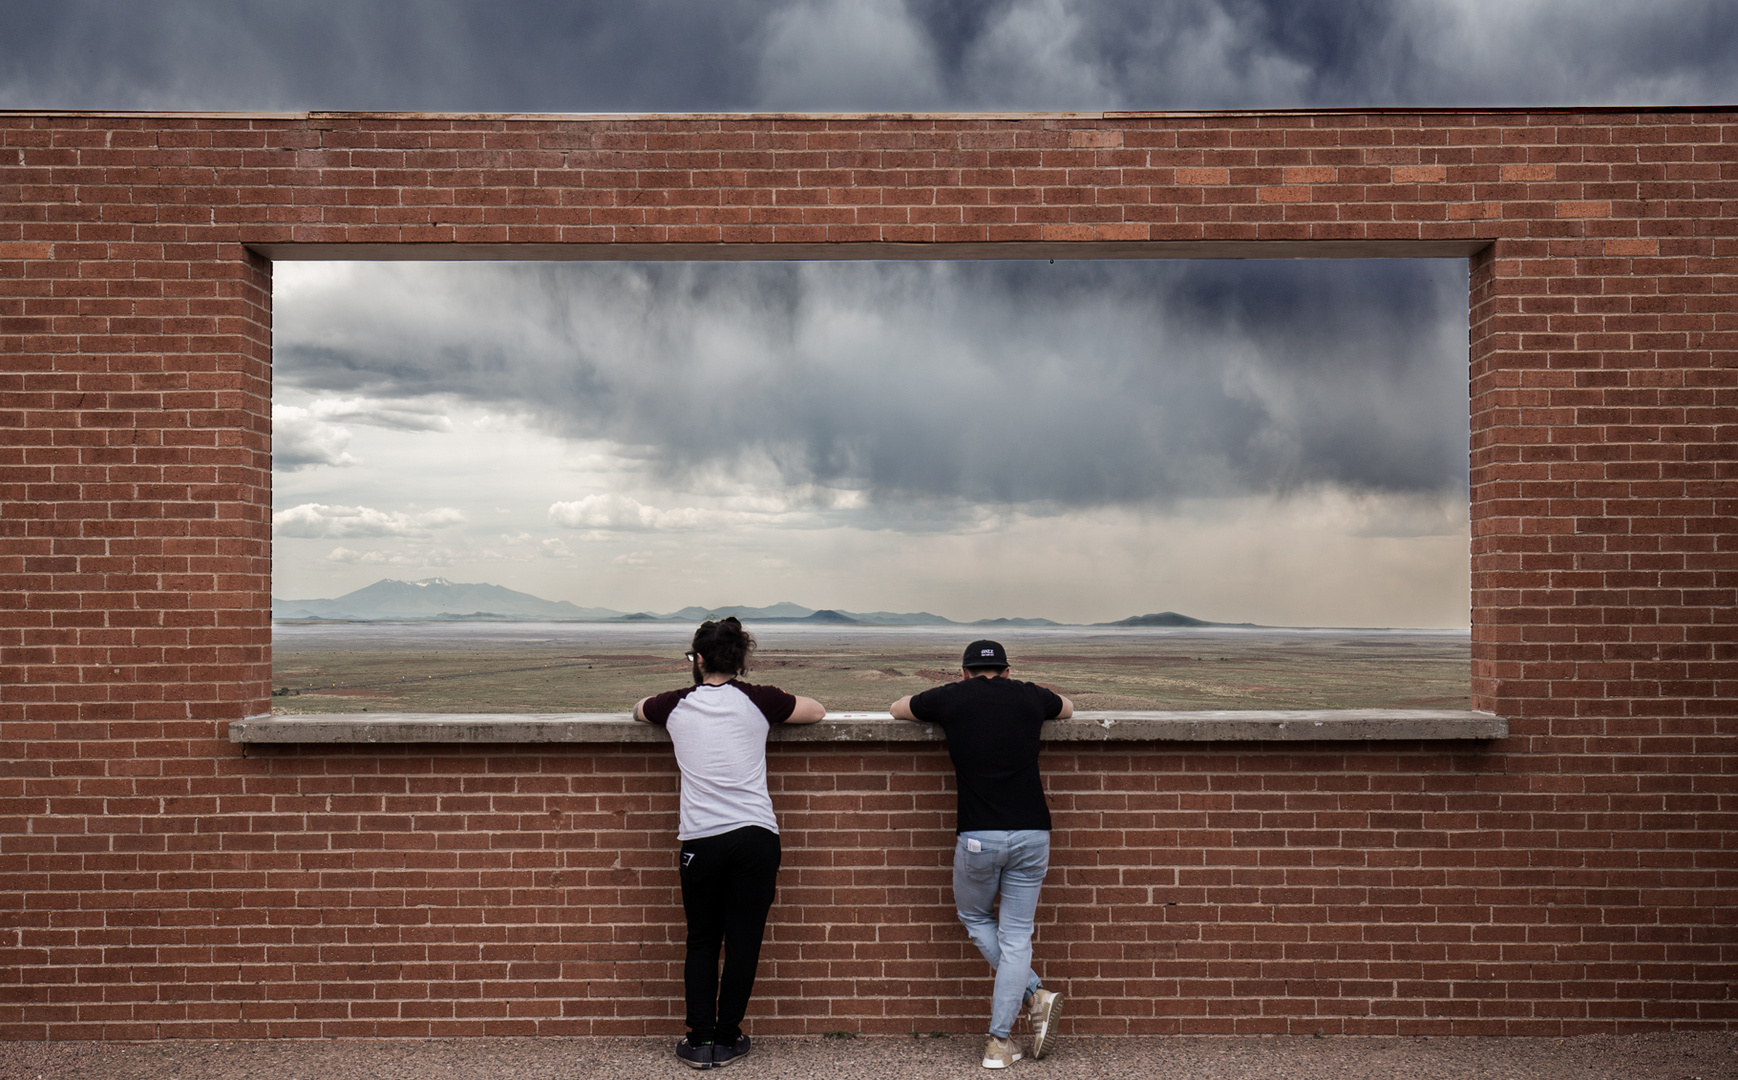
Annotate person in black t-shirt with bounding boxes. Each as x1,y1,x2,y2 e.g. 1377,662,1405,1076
890,640,1073,1069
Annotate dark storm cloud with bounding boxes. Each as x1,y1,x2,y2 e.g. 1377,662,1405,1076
0,0,766,113
1,0,1734,113
273,260,1468,511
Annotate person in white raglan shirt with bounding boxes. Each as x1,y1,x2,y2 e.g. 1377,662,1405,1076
633,617,824,1070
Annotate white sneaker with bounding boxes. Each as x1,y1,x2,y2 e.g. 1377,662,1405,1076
1025,987,1063,1059
982,1035,1023,1069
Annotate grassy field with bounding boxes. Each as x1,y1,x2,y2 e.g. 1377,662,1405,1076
270,623,1471,714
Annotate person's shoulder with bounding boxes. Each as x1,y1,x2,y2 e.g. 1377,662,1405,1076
640,684,699,725
907,678,962,717
917,677,961,694
987,676,1058,706
912,679,965,703
726,679,797,723
727,678,791,698
1011,678,1065,714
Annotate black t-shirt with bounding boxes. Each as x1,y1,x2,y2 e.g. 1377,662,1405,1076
908,675,1065,833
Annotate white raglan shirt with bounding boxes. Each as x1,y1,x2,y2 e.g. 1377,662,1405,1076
641,679,795,841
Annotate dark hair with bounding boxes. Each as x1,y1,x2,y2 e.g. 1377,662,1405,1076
691,616,755,676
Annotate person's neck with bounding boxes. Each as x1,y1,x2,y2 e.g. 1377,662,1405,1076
701,673,734,686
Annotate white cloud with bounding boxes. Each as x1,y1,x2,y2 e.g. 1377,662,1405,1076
1395,0,1738,107
548,494,719,532
272,396,455,472
303,395,455,433
544,485,863,534
326,546,393,565
275,503,466,538
755,0,944,110
323,546,458,567
952,0,1123,108
272,404,358,470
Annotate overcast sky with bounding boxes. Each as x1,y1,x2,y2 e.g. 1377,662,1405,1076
6,1,1732,626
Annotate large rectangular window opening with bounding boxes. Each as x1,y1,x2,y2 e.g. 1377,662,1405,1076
266,257,1472,718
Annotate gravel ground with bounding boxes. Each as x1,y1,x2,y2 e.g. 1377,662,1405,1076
1,1033,1733,1080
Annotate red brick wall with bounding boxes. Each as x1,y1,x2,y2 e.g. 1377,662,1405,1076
2,109,1735,1037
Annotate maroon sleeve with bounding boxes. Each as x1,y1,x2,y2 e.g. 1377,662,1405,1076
640,685,695,726
731,680,797,724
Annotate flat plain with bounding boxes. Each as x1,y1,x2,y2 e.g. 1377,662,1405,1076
271,622,1472,714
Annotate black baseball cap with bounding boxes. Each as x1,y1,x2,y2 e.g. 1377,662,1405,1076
961,640,1009,669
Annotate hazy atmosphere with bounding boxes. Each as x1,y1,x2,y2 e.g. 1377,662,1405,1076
7,1,1732,627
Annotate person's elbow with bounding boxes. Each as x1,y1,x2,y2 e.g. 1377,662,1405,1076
786,696,826,724
889,695,917,721
1053,695,1074,719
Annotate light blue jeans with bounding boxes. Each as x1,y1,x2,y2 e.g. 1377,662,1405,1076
953,829,1048,1038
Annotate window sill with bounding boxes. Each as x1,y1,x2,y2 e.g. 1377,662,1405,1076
229,709,1506,744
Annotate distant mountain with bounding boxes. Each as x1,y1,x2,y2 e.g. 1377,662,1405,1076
659,602,818,622
843,610,957,627
275,580,984,626
798,608,854,624
273,578,624,622
619,602,954,626
275,578,1215,628
1097,611,1259,628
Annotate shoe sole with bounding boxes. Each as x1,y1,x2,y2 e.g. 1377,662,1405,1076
1030,993,1062,1060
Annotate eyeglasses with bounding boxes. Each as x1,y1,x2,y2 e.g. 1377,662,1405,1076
684,651,698,662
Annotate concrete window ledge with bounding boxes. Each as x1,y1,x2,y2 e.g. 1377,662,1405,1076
230,709,1506,745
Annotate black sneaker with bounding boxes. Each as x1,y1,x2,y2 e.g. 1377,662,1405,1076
675,1036,714,1069
711,1034,750,1067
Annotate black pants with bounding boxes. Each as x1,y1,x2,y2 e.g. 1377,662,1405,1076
678,825,782,1043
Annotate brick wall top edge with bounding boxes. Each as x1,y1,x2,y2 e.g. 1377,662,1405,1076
2,105,1735,125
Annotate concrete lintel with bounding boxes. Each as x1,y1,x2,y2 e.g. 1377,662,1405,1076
246,239,1490,264
230,709,1507,746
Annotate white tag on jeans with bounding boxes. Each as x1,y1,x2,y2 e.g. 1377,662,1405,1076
966,838,982,853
